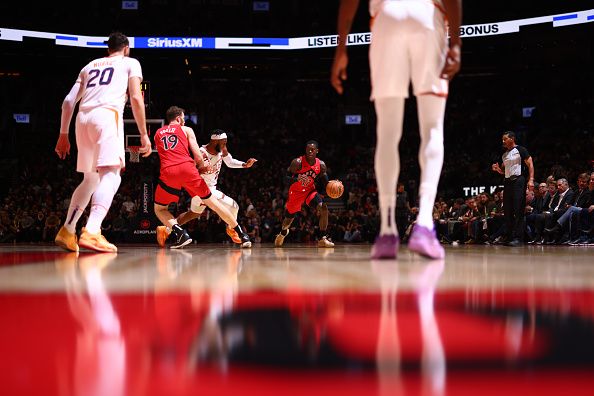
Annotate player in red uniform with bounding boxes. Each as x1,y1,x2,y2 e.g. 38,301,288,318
153,106,252,248
274,141,334,248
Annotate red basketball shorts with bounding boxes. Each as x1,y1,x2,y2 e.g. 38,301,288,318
155,161,211,205
285,187,319,215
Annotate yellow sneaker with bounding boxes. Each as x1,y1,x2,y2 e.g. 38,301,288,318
318,235,335,248
226,226,242,244
55,226,79,252
157,225,171,248
79,228,118,253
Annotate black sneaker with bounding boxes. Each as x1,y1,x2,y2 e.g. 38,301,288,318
171,225,192,249
240,232,252,248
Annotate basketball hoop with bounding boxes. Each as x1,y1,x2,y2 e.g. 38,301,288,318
129,146,140,163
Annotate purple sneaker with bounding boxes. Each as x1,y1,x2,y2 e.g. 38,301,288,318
408,225,445,259
371,234,400,260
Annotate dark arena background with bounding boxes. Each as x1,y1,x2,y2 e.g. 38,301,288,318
1,1,594,395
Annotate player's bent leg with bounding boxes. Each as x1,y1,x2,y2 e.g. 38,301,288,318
219,193,240,220
275,212,295,247
203,196,251,248
311,198,334,248
153,203,192,249
62,171,100,235
219,195,242,243
79,167,120,253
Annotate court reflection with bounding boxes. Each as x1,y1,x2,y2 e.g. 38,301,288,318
37,250,594,396
56,253,125,396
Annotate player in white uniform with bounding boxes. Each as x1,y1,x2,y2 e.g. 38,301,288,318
156,130,257,247
331,0,462,259
54,32,151,253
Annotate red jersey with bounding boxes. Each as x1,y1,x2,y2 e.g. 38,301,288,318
154,123,194,169
289,156,321,192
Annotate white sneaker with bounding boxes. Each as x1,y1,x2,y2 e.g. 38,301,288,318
318,235,335,248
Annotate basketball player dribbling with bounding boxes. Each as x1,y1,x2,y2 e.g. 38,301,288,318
153,106,252,249
156,129,257,247
331,0,462,259
54,32,152,253
274,140,335,248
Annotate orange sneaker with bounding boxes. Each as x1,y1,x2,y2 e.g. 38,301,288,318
55,226,79,252
226,226,242,244
78,228,118,253
157,225,171,248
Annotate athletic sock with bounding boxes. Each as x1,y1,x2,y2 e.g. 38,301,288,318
374,97,405,235
416,95,446,229
64,172,100,233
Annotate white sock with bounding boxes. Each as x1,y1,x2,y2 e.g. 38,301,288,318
64,172,100,233
374,97,405,235
416,95,446,229
85,167,121,234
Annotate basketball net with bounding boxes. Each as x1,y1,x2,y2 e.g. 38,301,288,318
129,146,140,163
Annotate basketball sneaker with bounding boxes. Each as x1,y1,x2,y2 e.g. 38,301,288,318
408,225,445,259
55,226,79,253
171,224,192,249
79,228,117,253
226,226,242,244
240,232,252,248
371,234,399,259
275,229,289,247
318,235,335,248
157,226,171,248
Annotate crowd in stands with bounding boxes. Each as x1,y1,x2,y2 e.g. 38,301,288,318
1,68,594,246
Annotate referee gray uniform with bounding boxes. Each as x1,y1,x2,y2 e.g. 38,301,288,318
502,145,530,243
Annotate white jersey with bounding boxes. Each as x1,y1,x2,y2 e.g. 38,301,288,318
199,145,246,188
199,146,224,188
77,55,142,115
370,0,444,18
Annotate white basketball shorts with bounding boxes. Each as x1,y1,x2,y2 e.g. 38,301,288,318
369,0,448,99
75,107,125,173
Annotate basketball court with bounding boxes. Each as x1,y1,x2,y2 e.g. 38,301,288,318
1,244,593,395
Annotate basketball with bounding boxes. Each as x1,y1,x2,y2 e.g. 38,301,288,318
326,180,344,199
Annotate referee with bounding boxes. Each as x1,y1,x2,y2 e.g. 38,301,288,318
491,131,535,246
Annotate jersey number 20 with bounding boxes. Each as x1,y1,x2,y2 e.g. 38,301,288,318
87,67,114,88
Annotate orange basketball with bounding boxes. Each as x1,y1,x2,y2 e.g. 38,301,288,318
326,180,344,199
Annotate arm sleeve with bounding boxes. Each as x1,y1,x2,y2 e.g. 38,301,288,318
222,153,245,168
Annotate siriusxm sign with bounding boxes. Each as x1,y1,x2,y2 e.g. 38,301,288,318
135,37,215,49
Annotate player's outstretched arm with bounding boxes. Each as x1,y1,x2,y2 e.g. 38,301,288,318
128,76,150,157
55,81,82,159
222,152,257,169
